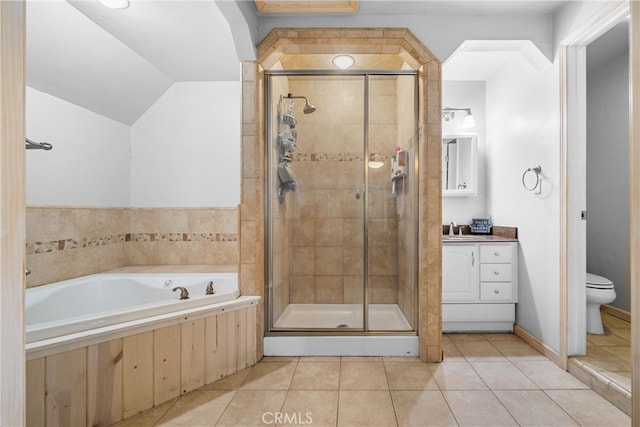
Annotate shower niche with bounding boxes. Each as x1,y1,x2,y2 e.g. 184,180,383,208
265,72,419,337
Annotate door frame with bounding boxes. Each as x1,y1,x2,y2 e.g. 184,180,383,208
559,0,639,422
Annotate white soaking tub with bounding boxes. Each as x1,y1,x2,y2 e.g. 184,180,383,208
26,272,241,344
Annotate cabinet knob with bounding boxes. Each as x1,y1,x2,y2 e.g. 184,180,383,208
494,271,500,275
494,289,500,294
494,252,500,256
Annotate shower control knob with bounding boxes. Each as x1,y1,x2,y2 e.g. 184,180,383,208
355,188,361,200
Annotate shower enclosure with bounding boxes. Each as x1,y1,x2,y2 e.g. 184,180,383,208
264,71,419,354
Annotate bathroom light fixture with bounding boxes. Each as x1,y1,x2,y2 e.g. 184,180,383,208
442,107,476,129
368,153,385,169
99,0,130,9
462,111,475,128
332,54,355,70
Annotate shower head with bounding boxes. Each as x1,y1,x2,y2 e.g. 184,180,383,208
287,93,316,114
303,102,316,114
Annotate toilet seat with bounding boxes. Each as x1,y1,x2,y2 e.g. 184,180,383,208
586,273,614,289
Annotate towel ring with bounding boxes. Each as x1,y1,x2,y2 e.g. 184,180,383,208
522,165,542,192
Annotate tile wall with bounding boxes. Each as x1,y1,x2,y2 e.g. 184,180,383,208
26,206,239,288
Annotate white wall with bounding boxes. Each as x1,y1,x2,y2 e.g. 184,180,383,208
486,55,559,350
130,81,241,207
257,12,554,63
586,51,630,311
26,86,131,206
27,81,242,208
442,81,487,224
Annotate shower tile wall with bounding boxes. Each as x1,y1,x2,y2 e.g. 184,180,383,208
286,77,401,305
26,206,239,288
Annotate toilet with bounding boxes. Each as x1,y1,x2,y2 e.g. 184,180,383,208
586,273,616,335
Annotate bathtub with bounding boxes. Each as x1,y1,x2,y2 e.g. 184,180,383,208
26,272,241,344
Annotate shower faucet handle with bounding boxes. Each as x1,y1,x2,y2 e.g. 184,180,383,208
355,188,361,200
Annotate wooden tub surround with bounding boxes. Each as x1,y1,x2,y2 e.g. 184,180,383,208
26,304,257,426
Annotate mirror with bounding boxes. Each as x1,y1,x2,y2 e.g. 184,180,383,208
442,134,477,196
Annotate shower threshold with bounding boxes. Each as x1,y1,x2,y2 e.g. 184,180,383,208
265,304,418,356
273,303,412,330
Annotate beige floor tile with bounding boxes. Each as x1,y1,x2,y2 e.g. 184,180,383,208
494,390,579,426
429,361,487,390
290,361,340,390
240,361,297,390
391,390,457,427
446,333,488,342
382,356,423,363
545,389,630,427
384,362,439,390
454,341,507,362
156,390,235,426
216,390,287,427
491,341,547,361
110,398,177,427
202,367,252,390
442,390,518,426
442,342,465,362
281,390,338,427
340,361,389,390
261,356,299,362
299,356,341,362
338,390,397,427
470,361,537,390
342,356,383,362
441,334,452,343
514,361,589,390
482,333,522,342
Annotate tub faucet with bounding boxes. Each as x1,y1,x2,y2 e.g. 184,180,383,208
448,221,457,237
172,286,189,300
206,281,216,295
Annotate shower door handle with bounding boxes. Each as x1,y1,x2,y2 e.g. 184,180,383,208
355,188,361,200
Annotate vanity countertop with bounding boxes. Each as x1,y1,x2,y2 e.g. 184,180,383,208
442,235,518,243
442,225,518,243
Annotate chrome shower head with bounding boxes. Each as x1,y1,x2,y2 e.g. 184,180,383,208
303,101,316,114
287,93,316,114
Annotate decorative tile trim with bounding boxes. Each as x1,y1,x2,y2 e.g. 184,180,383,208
290,152,369,162
26,232,238,255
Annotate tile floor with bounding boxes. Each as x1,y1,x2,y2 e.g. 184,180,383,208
113,333,630,427
572,313,631,392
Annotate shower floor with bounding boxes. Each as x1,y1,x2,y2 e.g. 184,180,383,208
273,303,412,331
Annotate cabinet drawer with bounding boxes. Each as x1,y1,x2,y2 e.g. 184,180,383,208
480,245,512,263
480,282,513,301
480,264,512,282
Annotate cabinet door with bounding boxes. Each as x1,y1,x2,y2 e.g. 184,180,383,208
442,245,478,302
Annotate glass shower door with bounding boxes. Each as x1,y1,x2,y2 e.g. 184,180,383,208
268,74,367,331
366,74,417,332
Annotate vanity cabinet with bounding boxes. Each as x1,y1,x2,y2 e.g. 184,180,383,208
442,241,518,332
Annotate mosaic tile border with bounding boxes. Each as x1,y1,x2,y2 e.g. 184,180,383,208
290,152,367,162
27,232,238,255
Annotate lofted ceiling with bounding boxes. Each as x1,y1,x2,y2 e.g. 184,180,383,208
443,40,551,81
26,0,239,125
26,0,570,125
